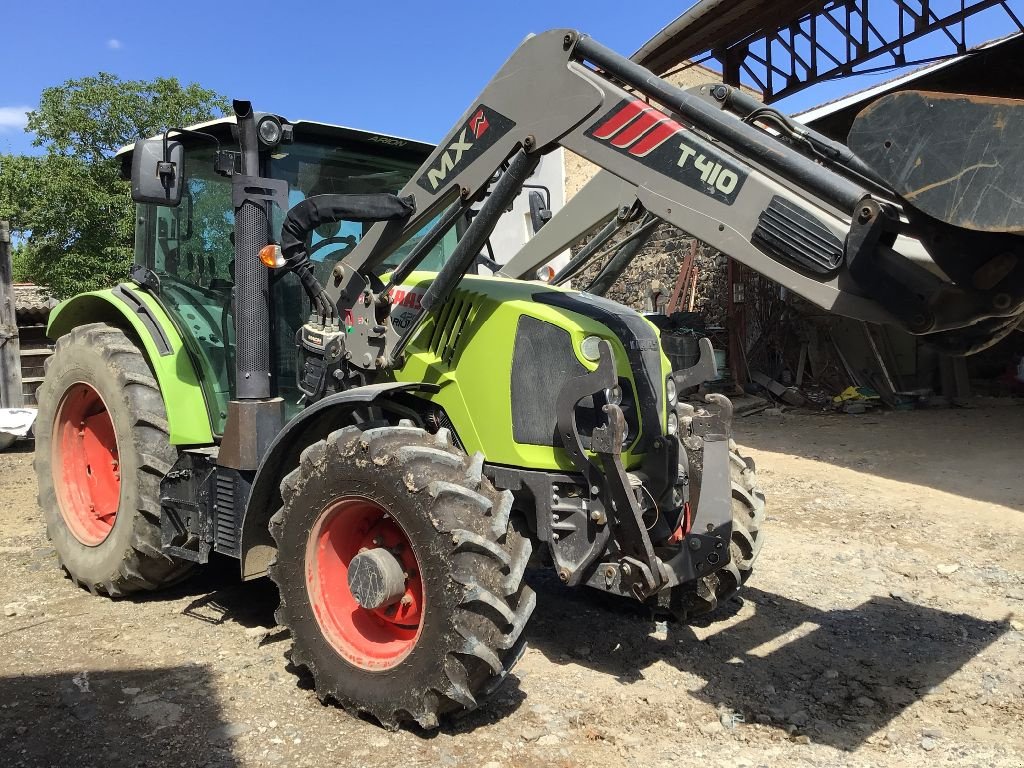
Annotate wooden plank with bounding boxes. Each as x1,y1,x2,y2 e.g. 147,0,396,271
666,240,697,314
795,342,808,386
0,221,25,408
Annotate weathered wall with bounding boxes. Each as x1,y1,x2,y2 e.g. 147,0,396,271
562,63,757,325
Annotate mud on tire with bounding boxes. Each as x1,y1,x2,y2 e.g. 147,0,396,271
268,424,535,729
34,322,194,596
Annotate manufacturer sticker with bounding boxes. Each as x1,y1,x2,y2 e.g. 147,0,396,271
416,105,516,193
388,286,426,331
586,99,748,205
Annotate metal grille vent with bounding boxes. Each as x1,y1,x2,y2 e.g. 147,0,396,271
427,297,475,365
215,474,238,553
752,195,844,276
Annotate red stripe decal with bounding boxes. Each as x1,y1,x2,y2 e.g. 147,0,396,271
591,100,650,140
629,119,684,156
611,110,663,148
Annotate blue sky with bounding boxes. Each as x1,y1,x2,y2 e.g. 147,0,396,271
0,1,1018,156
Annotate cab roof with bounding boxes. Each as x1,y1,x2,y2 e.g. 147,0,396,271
114,114,435,160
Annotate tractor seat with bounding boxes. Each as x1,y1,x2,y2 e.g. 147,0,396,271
847,90,1024,235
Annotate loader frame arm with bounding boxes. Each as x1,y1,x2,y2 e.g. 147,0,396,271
332,29,1024,364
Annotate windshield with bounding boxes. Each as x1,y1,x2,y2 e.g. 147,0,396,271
268,141,456,418
269,141,457,280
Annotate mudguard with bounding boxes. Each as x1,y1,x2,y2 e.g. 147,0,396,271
239,381,440,580
46,285,215,445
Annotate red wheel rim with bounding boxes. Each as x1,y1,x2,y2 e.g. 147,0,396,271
306,497,424,671
52,382,121,547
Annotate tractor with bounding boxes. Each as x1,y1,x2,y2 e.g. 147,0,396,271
35,29,1023,729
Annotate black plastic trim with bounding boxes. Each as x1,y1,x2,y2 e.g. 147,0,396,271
111,284,173,356
752,195,844,276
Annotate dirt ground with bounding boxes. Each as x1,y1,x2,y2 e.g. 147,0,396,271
1,402,1022,768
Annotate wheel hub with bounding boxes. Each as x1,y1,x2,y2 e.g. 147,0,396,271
53,382,121,546
305,497,423,671
348,547,407,610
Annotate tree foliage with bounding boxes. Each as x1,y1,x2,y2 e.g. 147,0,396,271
0,74,228,298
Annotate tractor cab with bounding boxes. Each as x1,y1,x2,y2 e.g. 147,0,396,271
117,118,456,432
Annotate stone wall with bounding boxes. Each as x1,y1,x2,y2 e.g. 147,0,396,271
562,62,758,327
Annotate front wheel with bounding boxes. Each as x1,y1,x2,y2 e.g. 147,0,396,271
673,443,766,619
269,425,535,729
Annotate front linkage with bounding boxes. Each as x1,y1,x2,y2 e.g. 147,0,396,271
491,339,734,604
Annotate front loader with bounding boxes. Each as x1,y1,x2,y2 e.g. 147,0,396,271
35,29,1023,729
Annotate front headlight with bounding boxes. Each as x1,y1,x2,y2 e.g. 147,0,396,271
580,335,603,362
667,411,679,435
666,375,677,406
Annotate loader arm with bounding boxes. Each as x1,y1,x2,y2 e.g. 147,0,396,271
334,29,1024,364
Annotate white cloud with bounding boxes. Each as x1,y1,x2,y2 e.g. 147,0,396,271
107,38,122,50
0,106,31,132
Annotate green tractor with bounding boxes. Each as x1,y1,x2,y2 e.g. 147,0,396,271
37,33,786,729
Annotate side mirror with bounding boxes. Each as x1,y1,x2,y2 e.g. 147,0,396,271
131,137,184,207
528,189,552,233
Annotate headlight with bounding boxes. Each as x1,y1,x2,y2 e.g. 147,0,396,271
667,411,679,435
580,335,603,362
257,116,283,146
666,375,677,406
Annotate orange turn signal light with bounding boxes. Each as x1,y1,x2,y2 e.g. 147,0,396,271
259,244,285,269
536,265,556,283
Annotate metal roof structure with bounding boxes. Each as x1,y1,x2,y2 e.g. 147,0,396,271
633,0,1024,102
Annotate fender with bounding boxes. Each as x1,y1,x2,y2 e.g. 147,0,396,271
239,381,440,580
47,285,215,445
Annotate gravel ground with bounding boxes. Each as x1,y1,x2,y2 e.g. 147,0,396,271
1,402,1022,767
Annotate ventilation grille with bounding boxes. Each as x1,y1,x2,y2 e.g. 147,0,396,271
215,473,238,553
752,195,844,276
427,297,475,365
235,202,271,393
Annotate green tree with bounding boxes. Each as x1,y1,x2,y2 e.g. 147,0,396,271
0,73,228,298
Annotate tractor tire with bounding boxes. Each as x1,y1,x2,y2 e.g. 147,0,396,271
34,322,194,596
674,442,766,620
268,424,535,730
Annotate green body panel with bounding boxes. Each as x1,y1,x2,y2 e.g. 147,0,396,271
47,286,216,446
390,273,671,472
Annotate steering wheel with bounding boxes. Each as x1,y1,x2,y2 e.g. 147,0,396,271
308,234,358,260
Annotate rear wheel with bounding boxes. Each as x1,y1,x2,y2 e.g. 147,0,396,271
34,323,194,596
269,425,535,729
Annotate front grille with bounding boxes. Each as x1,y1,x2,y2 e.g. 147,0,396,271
511,316,586,446
427,297,474,365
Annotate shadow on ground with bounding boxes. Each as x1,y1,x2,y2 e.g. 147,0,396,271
125,557,529,734
527,575,1009,750
0,665,242,767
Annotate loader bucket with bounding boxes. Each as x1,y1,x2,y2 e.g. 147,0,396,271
848,90,1024,234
